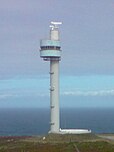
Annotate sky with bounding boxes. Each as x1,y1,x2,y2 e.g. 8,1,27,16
0,0,114,108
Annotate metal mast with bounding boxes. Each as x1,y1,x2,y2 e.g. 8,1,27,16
40,22,62,133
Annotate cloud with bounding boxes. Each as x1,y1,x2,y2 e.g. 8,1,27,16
0,90,49,100
0,90,114,100
0,94,14,99
62,89,114,96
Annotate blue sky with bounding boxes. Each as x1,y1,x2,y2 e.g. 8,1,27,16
0,0,114,108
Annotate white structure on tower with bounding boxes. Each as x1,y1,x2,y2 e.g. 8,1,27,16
40,21,62,133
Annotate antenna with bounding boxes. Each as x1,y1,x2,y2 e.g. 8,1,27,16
50,21,62,30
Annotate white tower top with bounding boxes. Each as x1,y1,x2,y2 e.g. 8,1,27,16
40,21,62,59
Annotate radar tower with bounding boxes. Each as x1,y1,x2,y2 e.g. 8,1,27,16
40,21,62,133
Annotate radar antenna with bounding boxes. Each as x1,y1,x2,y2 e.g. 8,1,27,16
50,21,62,30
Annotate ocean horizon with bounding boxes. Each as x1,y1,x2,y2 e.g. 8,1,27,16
0,107,114,136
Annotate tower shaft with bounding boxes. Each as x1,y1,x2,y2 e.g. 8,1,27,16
50,59,59,132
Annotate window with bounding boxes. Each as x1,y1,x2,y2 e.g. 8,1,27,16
41,46,61,50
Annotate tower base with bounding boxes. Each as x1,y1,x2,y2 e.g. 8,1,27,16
48,130,60,134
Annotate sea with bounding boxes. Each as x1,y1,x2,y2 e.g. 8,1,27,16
0,108,114,136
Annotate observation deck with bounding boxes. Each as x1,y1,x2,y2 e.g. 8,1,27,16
40,39,61,59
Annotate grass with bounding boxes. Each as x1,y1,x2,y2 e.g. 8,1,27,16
77,141,114,152
0,134,114,152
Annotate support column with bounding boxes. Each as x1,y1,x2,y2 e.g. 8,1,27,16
50,59,60,133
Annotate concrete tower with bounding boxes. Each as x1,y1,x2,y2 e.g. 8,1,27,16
40,22,91,134
40,22,62,133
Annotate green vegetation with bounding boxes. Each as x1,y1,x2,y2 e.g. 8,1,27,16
42,133,100,143
0,134,114,152
0,138,73,152
77,141,114,152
